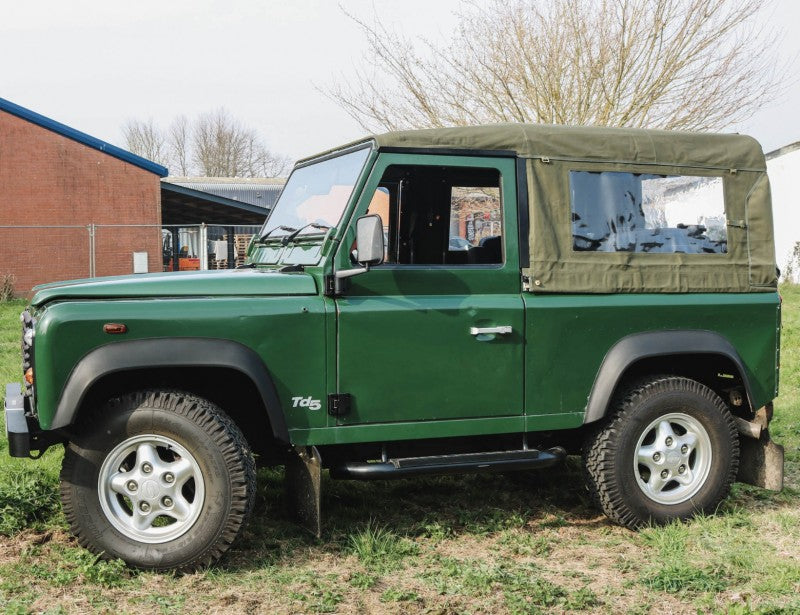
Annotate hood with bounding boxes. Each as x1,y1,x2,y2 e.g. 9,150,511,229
30,269,317,307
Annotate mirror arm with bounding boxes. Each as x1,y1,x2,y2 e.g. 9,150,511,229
334,263,369,280
330,264,371,296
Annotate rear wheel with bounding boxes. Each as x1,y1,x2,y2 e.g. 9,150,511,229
583,376,738,528
61,390,256,571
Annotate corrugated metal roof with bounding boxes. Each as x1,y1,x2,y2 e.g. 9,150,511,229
0,97,168,176
160,181,269,225
164,177,284,210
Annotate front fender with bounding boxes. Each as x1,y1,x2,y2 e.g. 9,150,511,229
50,337,289,443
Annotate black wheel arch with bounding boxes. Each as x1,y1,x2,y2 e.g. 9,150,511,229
51,338,290,444
583,330,754,425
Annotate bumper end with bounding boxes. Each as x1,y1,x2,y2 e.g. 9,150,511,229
4,383,30,458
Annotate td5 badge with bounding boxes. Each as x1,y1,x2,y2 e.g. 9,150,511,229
292,396,322,411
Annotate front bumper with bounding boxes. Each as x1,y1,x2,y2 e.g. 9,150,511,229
4,383,30,457
5,382,64,458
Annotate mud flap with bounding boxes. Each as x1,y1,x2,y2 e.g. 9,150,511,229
737,429,784,491
285,445,322,537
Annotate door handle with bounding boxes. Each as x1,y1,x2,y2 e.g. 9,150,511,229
470,326,512,336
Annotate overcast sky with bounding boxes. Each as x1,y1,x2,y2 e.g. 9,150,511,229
2,0,799,166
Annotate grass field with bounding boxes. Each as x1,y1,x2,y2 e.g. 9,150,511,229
1,290,799,614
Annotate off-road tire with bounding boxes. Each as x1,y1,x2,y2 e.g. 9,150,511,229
60,390,256,571
583,376,739,529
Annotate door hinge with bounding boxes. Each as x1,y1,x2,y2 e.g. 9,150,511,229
324,274,350,297
727,219,748,229
324,275,337,297
327,393,352,417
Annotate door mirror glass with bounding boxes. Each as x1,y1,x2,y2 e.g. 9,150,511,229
355,214,385,266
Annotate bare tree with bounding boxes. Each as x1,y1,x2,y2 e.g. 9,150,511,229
167,115,191,176
191,108,291,177
192,108,243,177
122,108,289,177
122,118,167,166
241,132,292,178
328,0,785,132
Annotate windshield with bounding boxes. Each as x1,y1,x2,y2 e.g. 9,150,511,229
260,146,371,238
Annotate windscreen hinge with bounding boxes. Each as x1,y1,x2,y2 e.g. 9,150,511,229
327,393,352,417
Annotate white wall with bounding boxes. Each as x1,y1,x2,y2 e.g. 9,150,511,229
767,146,800,280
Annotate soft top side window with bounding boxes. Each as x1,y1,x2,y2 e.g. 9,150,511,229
365,165,503,265
570,170,727,254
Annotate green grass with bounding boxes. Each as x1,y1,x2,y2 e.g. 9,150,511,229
345,521,419,573
0,465,61,535
1,289,799,613
0,300,64,537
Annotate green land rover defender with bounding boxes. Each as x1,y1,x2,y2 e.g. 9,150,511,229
4,124,784,570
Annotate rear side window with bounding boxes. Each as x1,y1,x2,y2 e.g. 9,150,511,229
570,171,727,254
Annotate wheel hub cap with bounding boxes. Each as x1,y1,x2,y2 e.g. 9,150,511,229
98,434,205,544
633,412,713,505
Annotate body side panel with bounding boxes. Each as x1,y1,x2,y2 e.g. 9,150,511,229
522,292,779,425
33,297,328,433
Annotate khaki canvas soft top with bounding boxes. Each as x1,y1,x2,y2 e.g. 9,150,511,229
307,124,777,293
373,124,767,172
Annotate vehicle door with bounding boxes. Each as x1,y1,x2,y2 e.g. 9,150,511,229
333,153,524,425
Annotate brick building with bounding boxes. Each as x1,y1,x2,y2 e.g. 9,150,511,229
0,97,167,295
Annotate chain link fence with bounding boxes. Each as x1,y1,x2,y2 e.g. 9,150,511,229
0,223,262,295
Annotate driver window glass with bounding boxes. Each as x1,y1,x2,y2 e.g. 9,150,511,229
366,165,502,265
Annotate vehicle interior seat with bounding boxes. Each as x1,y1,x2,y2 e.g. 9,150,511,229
470,235,501,264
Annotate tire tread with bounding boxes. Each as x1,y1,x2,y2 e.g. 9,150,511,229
582,376,739,529
61,389,257,572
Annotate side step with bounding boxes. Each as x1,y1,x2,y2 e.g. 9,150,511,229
329,447,566,480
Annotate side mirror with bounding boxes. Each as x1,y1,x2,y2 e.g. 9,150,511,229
334,214,385,290
355,214,384,266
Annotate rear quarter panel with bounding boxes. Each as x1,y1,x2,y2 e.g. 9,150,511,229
523,292,780,427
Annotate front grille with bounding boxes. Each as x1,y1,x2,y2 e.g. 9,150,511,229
21,310,34,397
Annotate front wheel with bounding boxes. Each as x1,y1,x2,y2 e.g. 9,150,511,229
60,390,256,571
583,376,739,529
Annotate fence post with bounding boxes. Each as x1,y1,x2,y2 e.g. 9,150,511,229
226,226,235,268
200,223,208,271
87,223,96,277
171,228,180,272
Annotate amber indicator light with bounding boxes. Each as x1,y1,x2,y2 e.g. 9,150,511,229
103,323,128,334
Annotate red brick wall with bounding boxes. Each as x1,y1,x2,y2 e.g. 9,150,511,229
0,111,162,294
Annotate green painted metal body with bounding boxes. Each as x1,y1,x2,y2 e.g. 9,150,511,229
24,144,780,447
30,269,317,305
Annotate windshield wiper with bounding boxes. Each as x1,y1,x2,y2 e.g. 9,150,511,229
259,225,297,242
281,222,332,246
